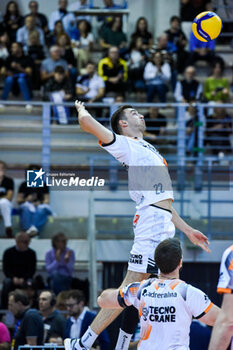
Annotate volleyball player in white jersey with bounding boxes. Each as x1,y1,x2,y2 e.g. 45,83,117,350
208,245,233,350
98,238,219,350
64,101,210,350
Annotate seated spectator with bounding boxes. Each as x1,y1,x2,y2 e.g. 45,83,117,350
143,51,171,102
28,30,46,90
49,0,76,35
0,161,14,238
131,17,153,52
39,291,66,343
98,46,127,95
187,31,216,66
164,15,189,72
204,60,230,102
28,30,46,65
46,20,66,47
0,42,33,110
157,33,177,54
45,233,75,294
76,19,93,51
76,62,105,103
8,289,44,349
98,0,123,32
205,105,232,155
0,322,10,349
22,279,39,309
100,16,127,54
3,1,23,42
1,232,36,309
25,1,48,32
128,37,146,98
144,107,167,141
17,165,52,235
56,291,69,314
185,104,199,156
68,0,91,23
71,19,93,71
64,290,110,349
0,32,10,65
174,66,202,102
40,45,69,83
44,66,73,124
16,15,45,52
57,33,77,86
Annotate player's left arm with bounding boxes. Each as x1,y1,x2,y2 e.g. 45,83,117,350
97,288,125,309
171,207,210,253
208,294,233,350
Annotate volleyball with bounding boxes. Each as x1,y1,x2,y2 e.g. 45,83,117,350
192,11,222,42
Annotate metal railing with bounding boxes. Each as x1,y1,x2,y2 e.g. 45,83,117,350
18,347,64,350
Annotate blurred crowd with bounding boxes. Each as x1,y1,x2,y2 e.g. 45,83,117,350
0,231,109,350
0,0,232,112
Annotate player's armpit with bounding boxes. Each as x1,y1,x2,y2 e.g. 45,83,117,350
97,288,123,309
198,304,220,326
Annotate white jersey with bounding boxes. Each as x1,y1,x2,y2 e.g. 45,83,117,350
100,133,174,209
217,245,233,350
217,245,233,294
118,278,213,350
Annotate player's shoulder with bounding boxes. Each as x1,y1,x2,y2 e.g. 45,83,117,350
221,245,233,267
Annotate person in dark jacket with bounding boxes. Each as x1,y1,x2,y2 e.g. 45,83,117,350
64,290,110,350
39,290,66,343
44,65,73,124
1,232,36,309
9,289,43,349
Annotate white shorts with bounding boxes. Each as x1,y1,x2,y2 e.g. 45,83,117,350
128,205,175,274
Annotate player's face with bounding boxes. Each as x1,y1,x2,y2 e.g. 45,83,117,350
125,108,146,132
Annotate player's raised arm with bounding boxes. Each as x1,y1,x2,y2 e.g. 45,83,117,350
75,100,114,144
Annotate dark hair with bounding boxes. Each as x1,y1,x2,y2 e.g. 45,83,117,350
52,232,67,248
170,15,180,24
54,65,65,74
66,290,86,304
134,17,149,35
110,105,132,134
212,59,225,73
154,238,182,274
5,1,20,18
9,289,30,306
110,16,123,31
11,41,23,50
78,19,92,35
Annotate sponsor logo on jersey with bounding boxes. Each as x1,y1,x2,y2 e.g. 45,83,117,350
129,254,143,265
142,290,178,298
148,306,176,323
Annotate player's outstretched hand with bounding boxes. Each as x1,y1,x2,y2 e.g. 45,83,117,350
75,100,86,113
188,229,211,253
